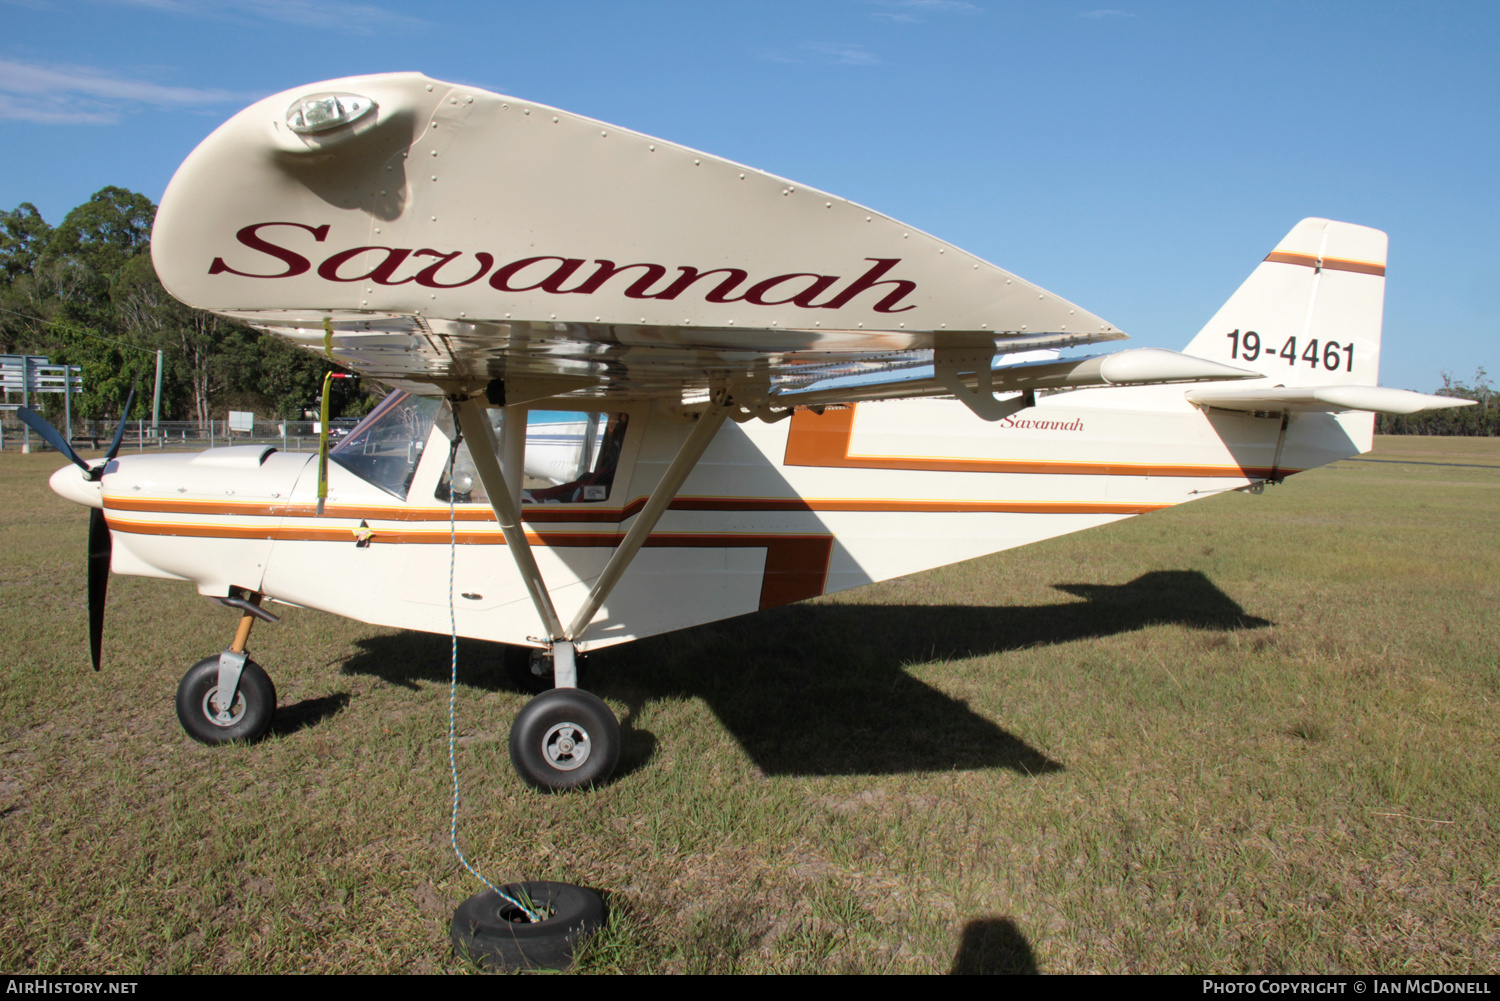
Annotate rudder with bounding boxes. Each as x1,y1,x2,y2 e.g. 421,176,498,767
1183,218,1387,387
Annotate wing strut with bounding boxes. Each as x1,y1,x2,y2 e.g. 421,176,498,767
453,396,567,641
499,403,526,512
454,395,729,682
565,401,730,641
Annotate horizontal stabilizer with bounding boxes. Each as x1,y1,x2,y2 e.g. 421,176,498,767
1185,385,1476,415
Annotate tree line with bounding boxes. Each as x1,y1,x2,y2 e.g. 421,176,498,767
1,187,373,427
1377,369,1498,436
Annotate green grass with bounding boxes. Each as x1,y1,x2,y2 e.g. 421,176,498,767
0,436,1496,973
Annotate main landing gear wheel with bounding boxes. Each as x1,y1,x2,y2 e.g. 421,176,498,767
175,656,277,744
508,688,620,791
451,882,605,971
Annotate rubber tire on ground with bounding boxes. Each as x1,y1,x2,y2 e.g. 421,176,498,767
503,645,589,694
174,655,277,745
451,882,605,971
508,688,620,791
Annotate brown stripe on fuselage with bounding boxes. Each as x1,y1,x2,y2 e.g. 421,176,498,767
1263,250,1386,277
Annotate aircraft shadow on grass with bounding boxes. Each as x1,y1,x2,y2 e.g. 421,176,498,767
339,569,1269,780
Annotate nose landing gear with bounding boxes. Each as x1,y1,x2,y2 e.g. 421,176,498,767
176,655,277,744
176,592,279,745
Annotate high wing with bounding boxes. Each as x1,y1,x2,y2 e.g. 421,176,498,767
152,72,1255,417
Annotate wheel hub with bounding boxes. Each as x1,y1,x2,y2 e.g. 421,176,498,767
541,722,590,770
201,686,246,727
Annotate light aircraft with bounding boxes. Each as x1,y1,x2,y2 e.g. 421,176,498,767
29,73,1472,794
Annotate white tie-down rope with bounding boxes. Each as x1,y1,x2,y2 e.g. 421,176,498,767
445,433,545,922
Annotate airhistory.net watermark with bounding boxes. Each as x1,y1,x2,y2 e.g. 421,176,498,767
4,982,137,994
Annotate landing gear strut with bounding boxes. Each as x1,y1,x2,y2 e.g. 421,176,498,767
176,592,279,745
504,644,590,694
452,394,727,792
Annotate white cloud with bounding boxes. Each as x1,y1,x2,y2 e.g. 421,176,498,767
0,93,118,125
868,0,981,21
103,0,426,31
758,42,883,66
804,42,882,65
0,58,250,124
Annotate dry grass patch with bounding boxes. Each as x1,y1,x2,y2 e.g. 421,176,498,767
1,437,1497,972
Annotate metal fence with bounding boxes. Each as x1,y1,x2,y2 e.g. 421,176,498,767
0,416,359,454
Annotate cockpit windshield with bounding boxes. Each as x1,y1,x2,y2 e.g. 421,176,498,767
329,391,439,499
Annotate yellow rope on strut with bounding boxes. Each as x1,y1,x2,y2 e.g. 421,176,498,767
316,318,352,517
316,370,334,516
317,318,336,515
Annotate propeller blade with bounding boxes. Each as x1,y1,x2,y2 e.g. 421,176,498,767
87,507,110,672
102,385,137,468
15,408,90,474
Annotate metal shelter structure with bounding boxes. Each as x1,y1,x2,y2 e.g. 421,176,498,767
0,355,83,452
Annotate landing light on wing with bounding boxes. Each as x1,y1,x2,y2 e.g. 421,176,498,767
285,93,375,134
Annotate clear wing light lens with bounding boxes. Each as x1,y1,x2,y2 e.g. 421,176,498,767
286,93,375,134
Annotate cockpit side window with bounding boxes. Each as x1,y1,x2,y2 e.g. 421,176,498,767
329,391,439,500
437,409,629,505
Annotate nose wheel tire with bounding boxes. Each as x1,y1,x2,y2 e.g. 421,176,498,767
175,656,277,745
508,688,620,791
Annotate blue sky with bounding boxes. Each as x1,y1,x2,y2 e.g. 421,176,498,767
2,0,1495,391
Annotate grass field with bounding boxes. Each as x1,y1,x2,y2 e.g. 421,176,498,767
1,436,1496,974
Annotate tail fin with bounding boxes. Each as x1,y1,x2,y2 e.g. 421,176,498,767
1183,219,1386,387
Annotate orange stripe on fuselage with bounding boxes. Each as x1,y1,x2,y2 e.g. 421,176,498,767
104,495,1169,523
